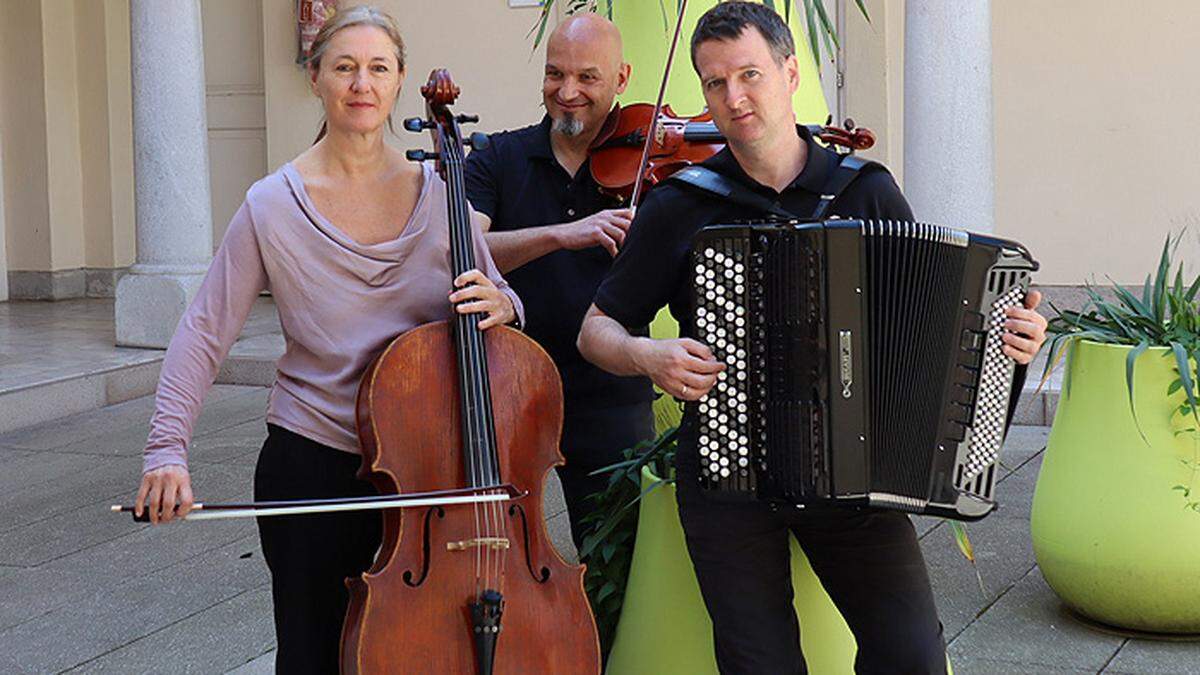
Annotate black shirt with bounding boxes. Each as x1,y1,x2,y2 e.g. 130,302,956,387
464,116,653,413
593,125,913,484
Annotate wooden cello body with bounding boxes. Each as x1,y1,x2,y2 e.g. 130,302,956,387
342,71,601,674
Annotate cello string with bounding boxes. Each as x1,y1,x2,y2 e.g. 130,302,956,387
446,138,501,589
449,145,507,587
442,124,487,590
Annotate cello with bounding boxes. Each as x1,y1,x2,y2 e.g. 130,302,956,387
343,70,601,674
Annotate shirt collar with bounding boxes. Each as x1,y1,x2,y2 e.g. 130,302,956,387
529,115,556,160
703,124,835,195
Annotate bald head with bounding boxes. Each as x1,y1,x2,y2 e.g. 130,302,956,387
542,13,630,141
548,13,624,70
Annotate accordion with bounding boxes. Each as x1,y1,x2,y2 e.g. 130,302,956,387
689,219,1038,520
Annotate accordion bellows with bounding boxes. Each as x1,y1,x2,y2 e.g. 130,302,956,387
690,219,1038,520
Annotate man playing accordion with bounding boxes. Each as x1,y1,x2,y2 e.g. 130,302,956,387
577,3,1048,673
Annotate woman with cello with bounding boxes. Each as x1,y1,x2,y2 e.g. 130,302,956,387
129,6,525,672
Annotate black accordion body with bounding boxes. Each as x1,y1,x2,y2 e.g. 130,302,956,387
689,219,1038,520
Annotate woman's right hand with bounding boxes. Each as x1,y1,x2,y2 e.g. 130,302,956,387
135,464,195,524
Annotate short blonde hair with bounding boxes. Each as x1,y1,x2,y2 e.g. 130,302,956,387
305,5,405,72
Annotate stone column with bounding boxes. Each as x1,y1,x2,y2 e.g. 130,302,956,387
0,128,8,302
903,0,994,233
116,0,212,347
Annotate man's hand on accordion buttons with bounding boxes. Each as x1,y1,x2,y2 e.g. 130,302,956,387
635,337,726,401
1002,289,1047,365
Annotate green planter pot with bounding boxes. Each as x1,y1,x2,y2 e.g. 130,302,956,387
1032,339,1200,633
605,467,858,674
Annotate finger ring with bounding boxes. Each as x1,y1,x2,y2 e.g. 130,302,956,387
681,385,689,397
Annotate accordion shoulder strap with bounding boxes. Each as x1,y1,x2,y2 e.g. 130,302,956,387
810,154,884,219
667,153,884,220
667,166,797,219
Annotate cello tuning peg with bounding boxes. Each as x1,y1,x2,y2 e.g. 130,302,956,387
465,132,490,151
455,114,479,124
403,117,432,132
405,149,439,162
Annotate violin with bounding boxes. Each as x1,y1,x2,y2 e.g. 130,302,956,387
583,0,874,207
588,103,877,205
342,70,600,674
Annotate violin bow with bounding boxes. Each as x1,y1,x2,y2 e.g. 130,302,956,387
628,0,689,211
111,483,525,522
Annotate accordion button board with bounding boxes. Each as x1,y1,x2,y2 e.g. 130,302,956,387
690,219,1039,521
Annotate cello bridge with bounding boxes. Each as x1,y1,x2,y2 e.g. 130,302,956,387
447,537,510,552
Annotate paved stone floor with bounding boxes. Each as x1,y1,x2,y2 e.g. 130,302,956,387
1,390,1197,674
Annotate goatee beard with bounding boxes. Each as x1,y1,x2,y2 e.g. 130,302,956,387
552,114,584,137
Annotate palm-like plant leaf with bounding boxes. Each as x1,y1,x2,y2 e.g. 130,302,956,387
1047,233,1200,446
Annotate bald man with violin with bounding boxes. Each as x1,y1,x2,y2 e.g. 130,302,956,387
464,14,655,552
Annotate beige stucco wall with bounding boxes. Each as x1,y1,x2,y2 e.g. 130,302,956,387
104,0,136,269
992,2,1200,285
5,0,1199,291
0,0,134,274
840,0,905,183
1,1,52,271
205,0,268,248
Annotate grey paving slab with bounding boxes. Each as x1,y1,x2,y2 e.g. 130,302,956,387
948,570,1124,672
0,535,268,675
0,461,251,566
0,519,258,633
64,586,274,674
226,650,274,674
189,387,271,440
950,656,1097,674
188,419,269,465
1001,426,1050,471
545,509,577,563
543,468,567,519
0,384,251,452
0,453,140,534
987,453,1042,523
925,507,1039,640
0,446,34,465
1103,639,1200,674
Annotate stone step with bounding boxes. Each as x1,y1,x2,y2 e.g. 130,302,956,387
0,336,282,437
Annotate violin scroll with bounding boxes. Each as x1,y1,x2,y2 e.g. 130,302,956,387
814,118,876,152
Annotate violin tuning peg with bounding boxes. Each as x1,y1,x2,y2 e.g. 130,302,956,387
403,117,432,132
455,114,479,125
465,132,490,151
405,149,438,162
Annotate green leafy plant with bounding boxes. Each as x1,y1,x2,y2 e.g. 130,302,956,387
577,424,678,656
530,0,870,71
1043,232,1200,511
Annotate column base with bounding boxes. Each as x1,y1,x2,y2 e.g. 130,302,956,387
115,270,205,348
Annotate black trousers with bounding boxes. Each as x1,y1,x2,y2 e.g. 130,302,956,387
556,401,655,551
677,482,947,675
254,424,381,675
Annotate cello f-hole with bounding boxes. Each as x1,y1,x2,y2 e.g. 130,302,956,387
508,504,551,583
402,505,445,588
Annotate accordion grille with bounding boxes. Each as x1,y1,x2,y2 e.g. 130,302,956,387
864,221,968,500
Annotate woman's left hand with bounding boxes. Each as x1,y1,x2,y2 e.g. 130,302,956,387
1002,289,1048,365
450,269,516,330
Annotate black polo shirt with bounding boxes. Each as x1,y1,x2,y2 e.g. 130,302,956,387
593,125,913,485
464,116,653,414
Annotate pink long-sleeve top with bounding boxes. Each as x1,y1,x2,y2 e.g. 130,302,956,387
142,161,524,473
